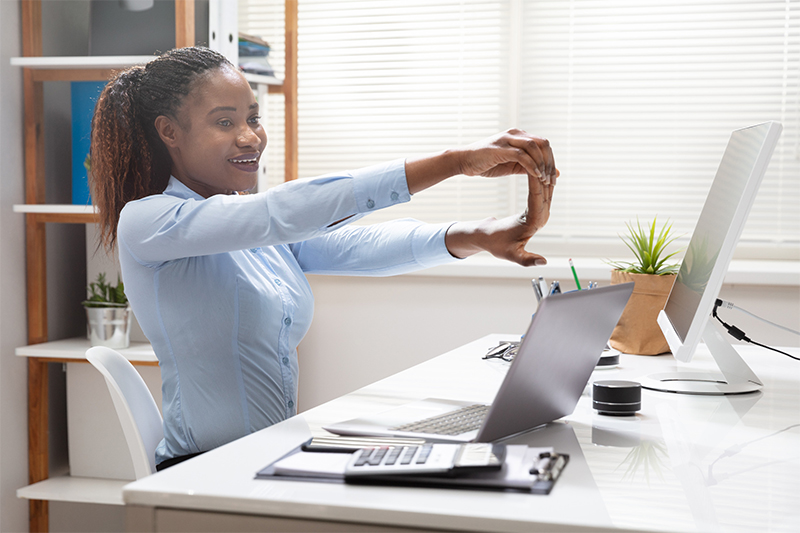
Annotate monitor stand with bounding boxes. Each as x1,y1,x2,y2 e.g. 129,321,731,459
639,320,763,395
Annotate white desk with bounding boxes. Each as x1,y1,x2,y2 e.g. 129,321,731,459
123,335,800,532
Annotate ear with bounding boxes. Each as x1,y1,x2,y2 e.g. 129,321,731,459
154,115,180,148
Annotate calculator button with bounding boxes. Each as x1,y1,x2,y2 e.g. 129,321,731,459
415,444,433,464
385,446,403,465
353,449,373,467
368,447,389,466
400,447,417,465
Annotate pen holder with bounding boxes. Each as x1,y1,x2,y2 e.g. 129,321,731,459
608,271,675,355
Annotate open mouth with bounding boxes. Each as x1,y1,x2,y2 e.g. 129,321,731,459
228,153,260,171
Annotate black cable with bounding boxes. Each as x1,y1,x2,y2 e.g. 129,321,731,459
713,299,800,361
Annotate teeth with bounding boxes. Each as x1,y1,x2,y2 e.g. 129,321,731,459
230,157,257,163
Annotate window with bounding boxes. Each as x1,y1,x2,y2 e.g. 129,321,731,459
240,0,799,260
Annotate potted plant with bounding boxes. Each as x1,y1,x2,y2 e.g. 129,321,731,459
82,272,131,349
606,217,682,355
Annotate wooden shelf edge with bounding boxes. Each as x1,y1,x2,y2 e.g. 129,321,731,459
32,68,119,82
17,475,128,506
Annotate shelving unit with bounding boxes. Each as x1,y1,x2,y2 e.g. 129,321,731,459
14,1,298,531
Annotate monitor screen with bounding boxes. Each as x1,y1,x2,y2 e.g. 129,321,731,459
659,121,782,364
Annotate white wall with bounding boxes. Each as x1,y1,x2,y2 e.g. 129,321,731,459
0,1,30,531
297,265,800,411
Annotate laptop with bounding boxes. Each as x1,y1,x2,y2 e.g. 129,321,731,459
324,282,635,443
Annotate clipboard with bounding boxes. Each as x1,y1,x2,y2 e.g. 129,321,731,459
256,438,569,494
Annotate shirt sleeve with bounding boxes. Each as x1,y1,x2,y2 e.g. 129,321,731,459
118,159,411,266
289,219,462,276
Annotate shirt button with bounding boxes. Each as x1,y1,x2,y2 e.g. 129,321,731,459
366,199,375,209
275,279,282,286
282,357,289,364
288,400,294,408
249,248,259,253
390,191,399,201
284,317,292,326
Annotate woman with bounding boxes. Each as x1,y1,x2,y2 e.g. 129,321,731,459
90,47,558,470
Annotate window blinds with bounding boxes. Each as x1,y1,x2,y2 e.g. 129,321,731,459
240,0,799,259
519,0,799,258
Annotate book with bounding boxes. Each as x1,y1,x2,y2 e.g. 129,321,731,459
71,81,107,205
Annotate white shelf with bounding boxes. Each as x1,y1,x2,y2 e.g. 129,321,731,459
242,72,283,86
10,55,155,69
13,204,95,215
16,337,157,364
17,475,128,506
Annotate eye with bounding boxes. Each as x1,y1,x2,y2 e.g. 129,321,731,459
218,119,232,127
248,115,262,124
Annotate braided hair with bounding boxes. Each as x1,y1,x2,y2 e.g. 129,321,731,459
90,46,233,251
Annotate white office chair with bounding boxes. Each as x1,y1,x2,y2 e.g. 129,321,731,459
85,346,163,479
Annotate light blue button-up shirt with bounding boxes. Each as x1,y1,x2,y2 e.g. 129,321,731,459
117,159,459,465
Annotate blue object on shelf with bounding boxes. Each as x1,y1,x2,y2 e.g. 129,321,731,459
71,81,107,205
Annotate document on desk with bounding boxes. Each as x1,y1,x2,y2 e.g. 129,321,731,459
256,441,569,494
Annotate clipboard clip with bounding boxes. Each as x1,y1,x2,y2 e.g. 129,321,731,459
530,451,569,482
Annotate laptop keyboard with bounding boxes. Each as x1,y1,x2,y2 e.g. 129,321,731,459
390,404,489,436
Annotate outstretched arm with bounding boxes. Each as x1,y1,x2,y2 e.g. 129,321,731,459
404,128,558,194
404,128,558,267
444,173,554,266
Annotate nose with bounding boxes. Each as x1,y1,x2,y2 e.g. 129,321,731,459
237,124,261,147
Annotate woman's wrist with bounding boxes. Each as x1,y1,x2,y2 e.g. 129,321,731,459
405,148,464,195
444,219,491,259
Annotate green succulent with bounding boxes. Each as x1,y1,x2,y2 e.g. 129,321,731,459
607,217,682,275
83,272,128,308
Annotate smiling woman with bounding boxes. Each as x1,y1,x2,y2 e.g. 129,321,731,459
88,46,560,471
153,65,267,197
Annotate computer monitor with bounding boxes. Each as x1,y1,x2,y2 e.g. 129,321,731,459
641,121,783,395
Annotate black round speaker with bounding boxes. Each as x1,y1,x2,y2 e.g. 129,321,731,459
592,380,641,416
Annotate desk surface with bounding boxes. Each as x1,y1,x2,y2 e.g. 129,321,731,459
123,335,800,533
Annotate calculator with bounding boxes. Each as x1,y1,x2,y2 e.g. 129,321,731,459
345,443,506,477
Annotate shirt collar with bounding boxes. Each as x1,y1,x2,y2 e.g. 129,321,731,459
163,176,206,201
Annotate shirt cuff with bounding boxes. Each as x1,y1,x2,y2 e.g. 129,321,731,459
411,222,465,269
350,158,411,213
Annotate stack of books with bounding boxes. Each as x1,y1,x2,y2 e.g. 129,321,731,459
239,32,274,77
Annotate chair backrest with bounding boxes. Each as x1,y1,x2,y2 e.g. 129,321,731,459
85,346,163,479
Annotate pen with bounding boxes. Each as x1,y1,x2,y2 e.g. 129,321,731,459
538,276,548,298
531,279,543,302
549,280,561,295
569,258,582,290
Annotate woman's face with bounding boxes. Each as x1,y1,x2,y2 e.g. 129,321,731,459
157,65,267,198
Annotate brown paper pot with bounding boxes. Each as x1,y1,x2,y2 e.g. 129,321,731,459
609,271,676,355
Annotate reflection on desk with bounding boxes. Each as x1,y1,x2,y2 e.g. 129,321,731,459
123,335,800,533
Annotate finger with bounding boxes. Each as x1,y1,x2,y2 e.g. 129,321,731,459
506,135,549,183
543,181,554,204
511,250,548,268
528,171,545,213
537,138,557,181
527,175,554,230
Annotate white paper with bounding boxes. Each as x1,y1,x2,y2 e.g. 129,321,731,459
272,451,349,479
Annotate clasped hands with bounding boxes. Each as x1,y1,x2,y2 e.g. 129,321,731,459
440,129,559,267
